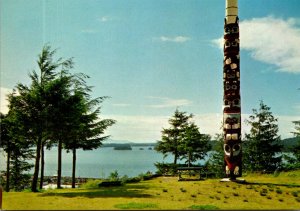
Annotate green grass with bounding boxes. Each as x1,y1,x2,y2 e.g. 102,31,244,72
3,170,300,210
114,202,158,209
189,204,220,210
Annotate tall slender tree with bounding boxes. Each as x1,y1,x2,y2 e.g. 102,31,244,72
243,101,282,172
0,113,11,191
63,92,116,188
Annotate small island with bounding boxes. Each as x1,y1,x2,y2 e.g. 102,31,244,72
113,144,132,150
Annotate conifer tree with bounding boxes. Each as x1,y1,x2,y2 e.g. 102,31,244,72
179,123,211,167
243,101,282,172
155,109,193,164
291,121,300,163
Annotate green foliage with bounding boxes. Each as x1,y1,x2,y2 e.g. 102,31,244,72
189,205,220,210
108,170,120,181
179,123,211,167
291,121,300,165
114,202,158,209
155,162,189,176
2,45,115,191
155,109,193,164
205,133,225,178
243,101,283,172
0,112,34,192
155,109,211,170
80,179,103,189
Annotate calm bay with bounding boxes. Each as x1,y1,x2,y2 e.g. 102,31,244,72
0,146,208,178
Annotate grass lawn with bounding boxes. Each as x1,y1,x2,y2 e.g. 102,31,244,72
3,170,300,210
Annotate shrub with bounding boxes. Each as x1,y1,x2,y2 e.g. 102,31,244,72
80,179,103,189
260,189,268,196
98,181,122,187
276,189,283,194
108,170,120,181
292,191,299,197
180,187,187,193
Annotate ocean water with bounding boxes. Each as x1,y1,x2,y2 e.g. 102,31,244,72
0,146,208,178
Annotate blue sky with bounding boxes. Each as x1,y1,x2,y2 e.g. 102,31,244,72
1,0,300,142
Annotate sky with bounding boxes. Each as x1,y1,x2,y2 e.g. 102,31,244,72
1,0,300,142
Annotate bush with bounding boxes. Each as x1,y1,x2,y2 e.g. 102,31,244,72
98,181,122,187
154,162,179,176
80,179,103,189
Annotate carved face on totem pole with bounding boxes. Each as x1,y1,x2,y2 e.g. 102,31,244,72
223,16,242,179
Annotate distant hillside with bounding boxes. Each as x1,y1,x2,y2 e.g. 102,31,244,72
103,138,299,152
282,137,299,151
102,141,157,148
208,137,300,152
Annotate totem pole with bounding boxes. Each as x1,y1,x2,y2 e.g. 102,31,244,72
223,0,242,180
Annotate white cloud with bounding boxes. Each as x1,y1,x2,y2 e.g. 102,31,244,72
212,16,300,73
146,96,192,108
103,113,299,142
99,16,114,22
0,87,11,114
156,36,191,43
275,115,300,139
102,114,170,142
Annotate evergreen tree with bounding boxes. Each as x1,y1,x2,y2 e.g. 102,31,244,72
243,101,282,172
155,109,193,164
291,121,300,163
0,104,34,191
206,133,225,178
179,122,211,167
62,90,116,188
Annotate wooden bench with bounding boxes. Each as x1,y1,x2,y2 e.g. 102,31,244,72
177,167,204,181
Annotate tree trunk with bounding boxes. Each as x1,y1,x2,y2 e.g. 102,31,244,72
31,137,42,192
174,152,178,165
5,149,10,192
72,148,76,188
57,139,62,189
188,153,191,167
39,142,45,189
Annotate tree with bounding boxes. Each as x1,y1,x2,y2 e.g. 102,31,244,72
0,113,11,191
179,123,211,167
62,90,116,188
0,102,34,192
291,121,300,164
243,101,282,172
155,109,193,164
205,133,225,178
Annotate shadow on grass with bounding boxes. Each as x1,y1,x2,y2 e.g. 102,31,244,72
244,181,300,188
39,184,153,198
